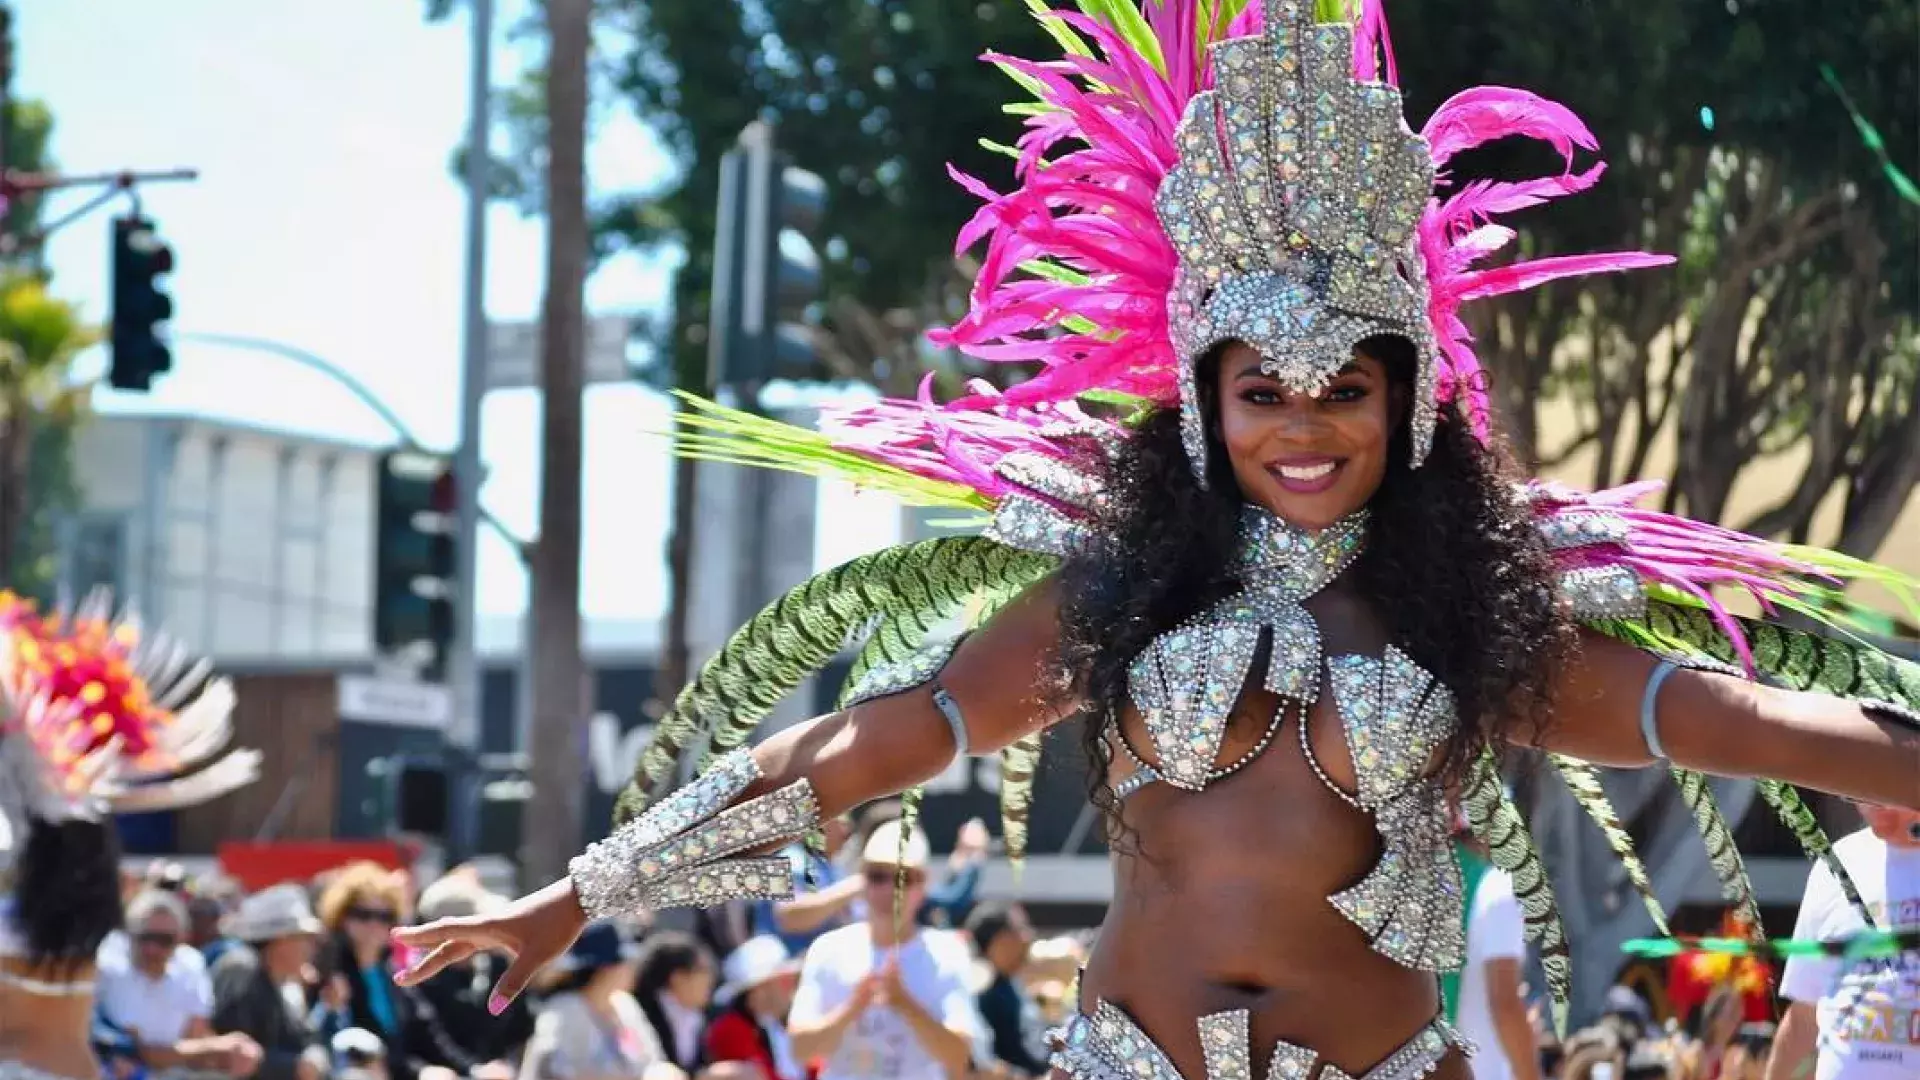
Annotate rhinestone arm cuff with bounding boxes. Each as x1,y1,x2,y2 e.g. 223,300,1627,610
838,633,970,711
567,748,820,922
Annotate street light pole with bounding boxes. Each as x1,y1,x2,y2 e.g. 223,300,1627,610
447,0,496,861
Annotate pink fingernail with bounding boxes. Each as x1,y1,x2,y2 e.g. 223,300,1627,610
488,992,509,1016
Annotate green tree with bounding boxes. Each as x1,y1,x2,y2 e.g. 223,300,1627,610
0,2,91,597
1388,0,1919,555
0,273,97,592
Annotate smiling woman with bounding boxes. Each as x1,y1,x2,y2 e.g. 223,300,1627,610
391,4,1920,1079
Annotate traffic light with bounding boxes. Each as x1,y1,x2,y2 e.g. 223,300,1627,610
372,450,457,679
108,215,175,392
707,121,830,390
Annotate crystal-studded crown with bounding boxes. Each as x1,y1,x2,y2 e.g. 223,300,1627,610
1157,0,1439,479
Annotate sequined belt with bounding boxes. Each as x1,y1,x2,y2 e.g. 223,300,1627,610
1047,999,1472,1080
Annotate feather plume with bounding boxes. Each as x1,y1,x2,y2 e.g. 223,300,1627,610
1549,756,1669,934
1462,748,1570,1037
1671,768,1765,939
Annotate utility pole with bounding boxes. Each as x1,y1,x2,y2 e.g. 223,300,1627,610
521,0,591,885
446,0,494,862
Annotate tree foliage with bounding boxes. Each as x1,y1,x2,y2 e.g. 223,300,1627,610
1388,0,1919,556
1,2,92,595
450,0,1918,556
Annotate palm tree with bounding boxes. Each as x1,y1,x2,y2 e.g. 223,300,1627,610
522,0,591,884
0,272,96,584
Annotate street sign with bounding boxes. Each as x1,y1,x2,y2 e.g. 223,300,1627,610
484,314,633,390
338,674,454,730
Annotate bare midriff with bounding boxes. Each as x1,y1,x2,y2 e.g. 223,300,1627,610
1071,590,1472,1079
0,960,100,1080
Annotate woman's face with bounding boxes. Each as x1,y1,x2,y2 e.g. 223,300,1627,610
344,893,399,954
1213,341,1403,531
669,957,716,1009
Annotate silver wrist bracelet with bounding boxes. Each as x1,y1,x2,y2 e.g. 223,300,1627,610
568,748,821,921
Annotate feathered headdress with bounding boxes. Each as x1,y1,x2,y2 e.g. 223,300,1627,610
0,591,258,872
931,0,1670,479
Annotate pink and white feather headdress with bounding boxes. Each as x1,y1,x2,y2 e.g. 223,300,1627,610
931,0,1672,481
0,591,258,873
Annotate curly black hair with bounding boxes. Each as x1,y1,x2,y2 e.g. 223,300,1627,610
12,814,125,971
1056,335,1572,840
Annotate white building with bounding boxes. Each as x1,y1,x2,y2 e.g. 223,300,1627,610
66,412,383,662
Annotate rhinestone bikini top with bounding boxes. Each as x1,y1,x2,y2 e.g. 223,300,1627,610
1120,506,1469,972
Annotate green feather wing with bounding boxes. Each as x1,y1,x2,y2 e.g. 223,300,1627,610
1587,599,1918,927
1670,767,1764,937
1754,778,1875,928
1548,755,1668,934
614,536,1055,824
1462,749,1571,1038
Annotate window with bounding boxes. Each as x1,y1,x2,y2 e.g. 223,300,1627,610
69,517,128,597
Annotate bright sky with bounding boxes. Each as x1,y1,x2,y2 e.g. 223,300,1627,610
17,0,899,625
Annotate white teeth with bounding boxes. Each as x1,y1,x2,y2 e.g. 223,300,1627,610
1278,462,1337,481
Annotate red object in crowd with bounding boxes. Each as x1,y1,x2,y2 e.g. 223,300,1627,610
1665,910,1778,1026
217,841,411,893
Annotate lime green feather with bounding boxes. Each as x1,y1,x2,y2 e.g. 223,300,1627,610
663,392,990,512
1462,749,1570,1038
1549,756,1669,934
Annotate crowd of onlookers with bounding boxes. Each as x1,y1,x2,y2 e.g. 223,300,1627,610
1526,983,1777,1080
90,799,1088,1080
92,796,1915,1080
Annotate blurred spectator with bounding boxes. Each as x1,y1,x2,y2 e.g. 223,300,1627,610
1599,985,1656,1044
332,1027,390,1080
787,821,980,1080
634,932,716,1075
1768,802,1920,1080
1447,836,1537,1080
1668,910,1774,1031
1673,984,1755,1080
704,936,804,1080
209,884,332,1080
188,887,242,969
312,862,485,1080
519,921,685,1080
409,870,535,1066
848,805,986,931
755,815,862,956
97,888,262,1077
965,902,1047,1078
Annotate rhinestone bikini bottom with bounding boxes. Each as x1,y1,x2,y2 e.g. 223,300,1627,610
1047,999,1472,1080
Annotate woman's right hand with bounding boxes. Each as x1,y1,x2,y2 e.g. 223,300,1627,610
390,876,589,1010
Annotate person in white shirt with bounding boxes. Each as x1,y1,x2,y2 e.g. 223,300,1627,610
1450,848,1539,1080
98,888,262,1077
787,821,980,1080
1767,802,1920,1080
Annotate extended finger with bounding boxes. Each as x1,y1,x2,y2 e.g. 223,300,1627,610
394,939,480,987
487,955,543,1016
390,916,479,949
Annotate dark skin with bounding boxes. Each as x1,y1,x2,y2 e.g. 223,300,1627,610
395,340,1920,1078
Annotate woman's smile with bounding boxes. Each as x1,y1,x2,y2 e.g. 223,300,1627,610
1267,455,1346,494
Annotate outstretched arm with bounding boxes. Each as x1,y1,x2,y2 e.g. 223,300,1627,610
395,577,1077,1001
743,574,1072,815
1538,629,1920,809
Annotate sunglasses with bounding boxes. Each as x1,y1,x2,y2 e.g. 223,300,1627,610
863,869,926,888
348,907,398,925
134,931,178,948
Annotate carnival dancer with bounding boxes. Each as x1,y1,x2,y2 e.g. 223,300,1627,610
396,3,1920,1079
0,592,259,1080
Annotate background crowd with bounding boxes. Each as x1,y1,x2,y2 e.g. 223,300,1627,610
87,800,1087,1080
87,799,1915,1080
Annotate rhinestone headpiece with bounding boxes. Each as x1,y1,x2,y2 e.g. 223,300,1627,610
1156,0,1437,484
